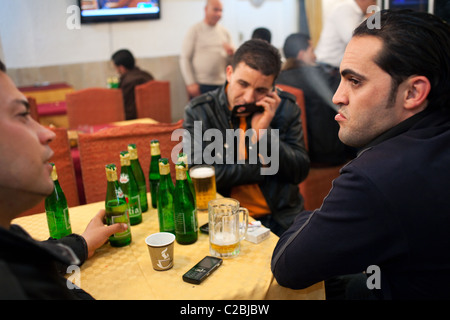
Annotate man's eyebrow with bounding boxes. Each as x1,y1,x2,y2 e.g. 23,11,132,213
341,69,367,81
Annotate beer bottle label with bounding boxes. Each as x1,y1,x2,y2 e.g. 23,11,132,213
46,207,71,238
115,187,125,199
62,207,71,230
119,173,129,184
175,209,197,234
110,213,131,239
128,195,142,218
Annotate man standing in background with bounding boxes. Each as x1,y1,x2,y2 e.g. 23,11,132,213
315,0,377,73
180,0,234,99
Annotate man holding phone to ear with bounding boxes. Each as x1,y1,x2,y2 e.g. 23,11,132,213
183,39,310,236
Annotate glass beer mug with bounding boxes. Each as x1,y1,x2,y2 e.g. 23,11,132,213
208,198,249,258
190,165,216,213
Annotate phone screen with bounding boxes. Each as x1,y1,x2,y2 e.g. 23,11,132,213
182,256,223,284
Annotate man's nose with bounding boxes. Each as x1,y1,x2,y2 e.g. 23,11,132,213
332,81,348,106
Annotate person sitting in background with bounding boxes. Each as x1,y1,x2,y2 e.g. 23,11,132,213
111,49,154,120
277,33,355,165
251,27,271,43
272,10,450,300
0,59,127,299
183,39,310,236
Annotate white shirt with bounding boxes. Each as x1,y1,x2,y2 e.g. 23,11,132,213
315,0,366,68
180,21,233,86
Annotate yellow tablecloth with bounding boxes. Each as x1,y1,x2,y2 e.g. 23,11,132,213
12,196,324,300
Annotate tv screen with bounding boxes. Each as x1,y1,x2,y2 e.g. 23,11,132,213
385,0,434,13
79,0,160,23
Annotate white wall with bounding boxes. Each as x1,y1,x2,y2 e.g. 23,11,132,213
0,0,299,69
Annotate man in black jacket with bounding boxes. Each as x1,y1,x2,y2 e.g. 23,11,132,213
271,10,450,299
0,60,128,299
183,39,310,236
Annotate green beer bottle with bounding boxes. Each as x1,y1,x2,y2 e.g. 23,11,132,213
174,162,198,245
105,164,132,247
149,140,161,209
177,152,195,201
45,163,72,239
128,144,148,213
157,158,175,234
119,151,142,226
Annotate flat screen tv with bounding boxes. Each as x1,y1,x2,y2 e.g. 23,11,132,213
79,0,160,23
384,0,435,13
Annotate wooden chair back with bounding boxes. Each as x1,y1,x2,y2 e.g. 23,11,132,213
135,80,172,123
66,88,125,129
77,120,184,204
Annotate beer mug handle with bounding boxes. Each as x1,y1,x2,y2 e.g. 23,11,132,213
239,207,249,241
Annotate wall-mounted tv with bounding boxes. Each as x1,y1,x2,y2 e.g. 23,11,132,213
383,0,435,13
79,0,160,23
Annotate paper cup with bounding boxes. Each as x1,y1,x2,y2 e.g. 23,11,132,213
145,232,175,271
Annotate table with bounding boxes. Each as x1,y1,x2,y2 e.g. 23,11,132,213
19,83,74,104
19,83,74,128
12,196,325,300
38,101,69,128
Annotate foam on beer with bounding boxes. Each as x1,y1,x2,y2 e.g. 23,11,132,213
190,166,214,179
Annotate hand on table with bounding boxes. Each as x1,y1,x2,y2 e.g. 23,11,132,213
82,209,128,258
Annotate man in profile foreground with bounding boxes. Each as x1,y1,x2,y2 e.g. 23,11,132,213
272,10,450,299
0,60,127,299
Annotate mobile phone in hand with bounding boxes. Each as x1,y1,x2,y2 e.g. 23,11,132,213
232,103,264,117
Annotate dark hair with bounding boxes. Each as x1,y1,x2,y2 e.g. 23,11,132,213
353,10,450,109
232,39,281,80
251,27,272,44
283,33,311,59
0,59,6,72
111,49,135,70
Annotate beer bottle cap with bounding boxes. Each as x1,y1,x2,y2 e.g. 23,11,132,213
50,163,58,181
177,153,189,165
150,140,161,156
105,164,118,181
127,144,138,160
158,158,170,175
120,151,131,166
175,161,187,180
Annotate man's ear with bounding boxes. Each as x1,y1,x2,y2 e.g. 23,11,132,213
226,65,234,83
403,75,431,111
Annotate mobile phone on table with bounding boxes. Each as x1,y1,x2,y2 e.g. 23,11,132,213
182,256,223,285
200,222,209,234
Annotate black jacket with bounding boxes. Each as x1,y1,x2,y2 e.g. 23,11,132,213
183,85,310,230
272,107,450,299
0,225,92,300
